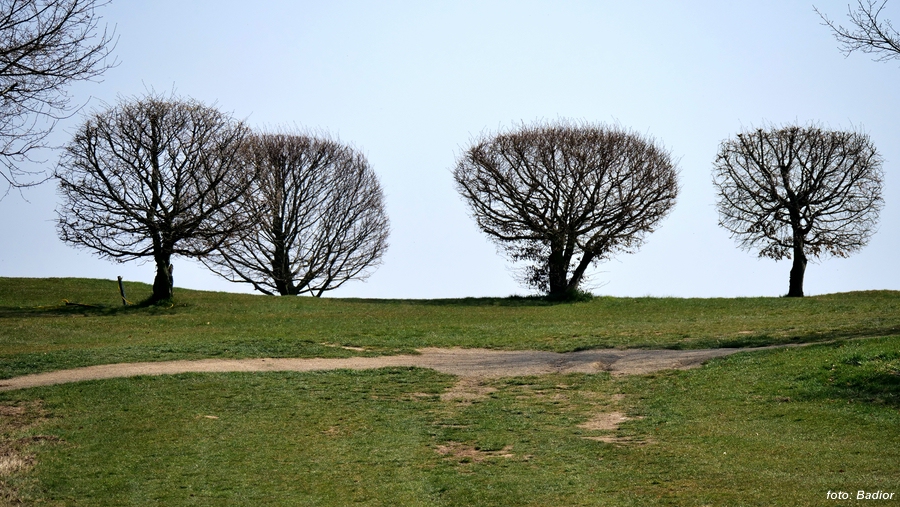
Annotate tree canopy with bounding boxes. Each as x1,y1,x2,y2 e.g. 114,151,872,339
55,93,251,302
713,124,883,297
202,131,390,296
1,0,116,194
454,121,678,298
817,0,900,63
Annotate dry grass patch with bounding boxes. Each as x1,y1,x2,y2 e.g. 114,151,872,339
0,401,59,505
439,377,497,404
578,411,630,432
435,441,516,463
575,392,651,444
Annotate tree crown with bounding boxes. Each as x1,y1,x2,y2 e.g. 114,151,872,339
55,92,251,263
712,123,883,260
454,120,678,294
202,130,390,296
1,0,117,192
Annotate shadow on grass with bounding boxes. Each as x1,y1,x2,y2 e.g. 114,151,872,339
0,295,591,315
796,347,900,408
654,326,900,351
824,371,900,408
0,298,183,319
342,292,597,307
405,297,566,307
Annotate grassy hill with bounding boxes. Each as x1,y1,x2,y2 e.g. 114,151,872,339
2,277,899,379
0,277,897,505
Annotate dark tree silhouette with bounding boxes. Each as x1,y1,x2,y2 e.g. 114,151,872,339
816,0,900,62
713,124,883,297
55,93,252,302
202,131,389,296
454,121,678,298
1,0,116,193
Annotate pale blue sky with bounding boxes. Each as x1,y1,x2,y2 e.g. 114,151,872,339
1,0,897,298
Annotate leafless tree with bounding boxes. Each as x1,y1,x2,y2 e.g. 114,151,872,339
713,124,883,297
816,0,900,62
454,121,679,298
202,131,389,296
55,93,252,302
1,0,116,194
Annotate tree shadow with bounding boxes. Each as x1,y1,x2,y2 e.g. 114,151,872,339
798,348,900,408
405,296,563,307
662,325,900,351
823,372,900,408
0,298,179,318
341,293,596,308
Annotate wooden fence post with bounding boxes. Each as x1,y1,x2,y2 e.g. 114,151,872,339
117,276,128,306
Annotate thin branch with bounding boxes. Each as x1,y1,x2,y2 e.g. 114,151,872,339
816,0,900,62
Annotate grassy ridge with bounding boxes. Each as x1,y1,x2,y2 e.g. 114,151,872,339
2,277,899,379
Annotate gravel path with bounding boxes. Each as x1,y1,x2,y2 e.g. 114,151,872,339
0,346,779,392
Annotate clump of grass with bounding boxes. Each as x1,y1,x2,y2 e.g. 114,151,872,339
507,287,595,303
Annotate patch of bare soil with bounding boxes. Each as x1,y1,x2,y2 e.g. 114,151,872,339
579,411,631,432
573,391,648,445
439,378,497,404
0,346,779,392
435,442,516,463
578,411,650,445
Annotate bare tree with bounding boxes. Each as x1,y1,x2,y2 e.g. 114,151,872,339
713,124,883,297
55,93,252,302
1,0,116,193
202,131,389,296
816,0,900,62
454,121,678,298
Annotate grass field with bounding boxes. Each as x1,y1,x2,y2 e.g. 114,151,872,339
2,277,899,379
1,277,898,505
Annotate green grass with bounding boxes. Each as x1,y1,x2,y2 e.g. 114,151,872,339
0,338,897,505
2,277,899,378
1,277,898,505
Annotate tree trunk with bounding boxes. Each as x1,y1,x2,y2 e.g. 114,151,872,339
151,255,173,302
786,246,807,298
272,245,294,296
271,213,296,296
566,253,596,294
547,247,569,298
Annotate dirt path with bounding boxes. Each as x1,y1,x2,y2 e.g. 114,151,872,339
0,346,783,392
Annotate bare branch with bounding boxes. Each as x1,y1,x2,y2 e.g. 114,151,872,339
201,130,390,296
712,123,883,297
816,0,900,62
454,120,678,298
55,92,251,302
0,0,117,193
